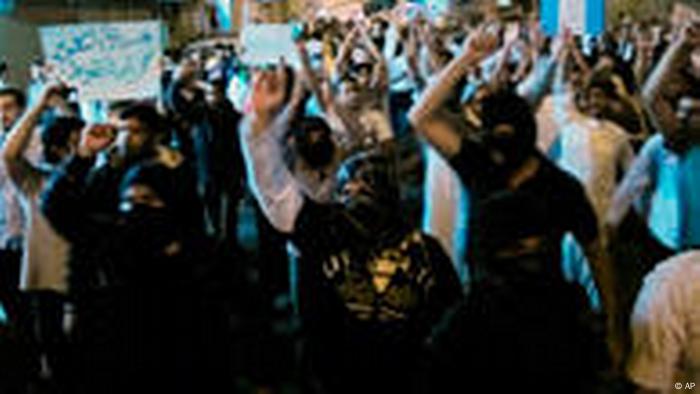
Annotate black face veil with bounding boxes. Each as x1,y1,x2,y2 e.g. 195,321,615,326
480,91,537,168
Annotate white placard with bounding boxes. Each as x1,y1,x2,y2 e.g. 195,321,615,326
40,21,164,101
240,24,300,68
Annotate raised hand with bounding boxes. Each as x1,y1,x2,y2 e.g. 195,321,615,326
174,58,198,82
462,25,500,60
78,124,116,158
37,82,69,109
551,28,571,62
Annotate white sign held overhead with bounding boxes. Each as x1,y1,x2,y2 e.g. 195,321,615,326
40,21,164,101
241,24,300,68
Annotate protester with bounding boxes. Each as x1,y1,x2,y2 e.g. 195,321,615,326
242,65,462,394
1,4,699,393
409,24,622,381
2,83,82,381
548,34,636,310
41,123,211,392
0,87,39,319
627,251,700,394
166,60,246,239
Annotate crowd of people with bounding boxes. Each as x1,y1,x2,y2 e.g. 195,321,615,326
0,4,699,393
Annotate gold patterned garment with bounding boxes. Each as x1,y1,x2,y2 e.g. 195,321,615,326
317,230,451,326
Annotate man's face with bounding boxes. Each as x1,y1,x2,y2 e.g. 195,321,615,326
677,97,700,137
464,87,489,120
119,184,166,213
336,167,377,210
0,94,22,131
205,84,226,106
586,87,609,118
338,75,363,108
116,117,152,159
334,161,395,232
569,69,584,91
338,63,373,107
481,120,535,171
46,129,81,164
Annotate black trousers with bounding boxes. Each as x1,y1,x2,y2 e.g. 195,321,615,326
0,248,21,321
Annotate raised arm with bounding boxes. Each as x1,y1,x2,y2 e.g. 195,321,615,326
41,123,116,243
355,20,389,89
517,31,568,110
334,26,360,81
417,22,447,76
296,39,331,114
633,29,656,87
642,23,700,144
488,39,517,93
550,44,578,127
2,84,63,195
409,27,497,157
241,69,305,233
405,24,425,90
570,36,592,80
605,137,659,231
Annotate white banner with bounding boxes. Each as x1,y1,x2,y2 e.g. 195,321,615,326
40,21,164,101
240,24,300,67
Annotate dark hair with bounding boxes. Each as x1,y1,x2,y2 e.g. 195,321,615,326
292,116,331,139
0,86,26,109
337,149,400,205
584,71,619,99
120,160,205,234
40,116,84,149
119,103,166,140
108,100,136,117
480,91,537,148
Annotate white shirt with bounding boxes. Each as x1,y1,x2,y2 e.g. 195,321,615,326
422,145,469,285
18,181,70,293
553,101,635,222
0,129,42,248
627,251,700,393
552,97,634,311
535,93,566,152
0,162,23,247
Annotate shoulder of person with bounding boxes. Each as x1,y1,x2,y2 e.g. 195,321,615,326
638,133,669,158
603,120,633,140
537,153,590,194
642,251,700,291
